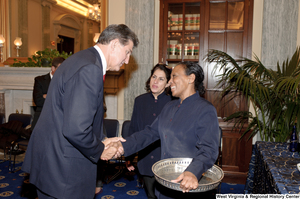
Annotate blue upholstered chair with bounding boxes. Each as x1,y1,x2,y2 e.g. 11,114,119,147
121,120,131,138
103,119,119,138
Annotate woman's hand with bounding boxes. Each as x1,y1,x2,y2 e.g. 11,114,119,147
171,171,198,193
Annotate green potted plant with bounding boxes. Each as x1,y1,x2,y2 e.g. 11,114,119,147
205,48,300,142
12,48,72,67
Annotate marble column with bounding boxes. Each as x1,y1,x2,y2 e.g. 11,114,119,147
42,1,51,49
0,93,5,115
18,0,28,57
261,0,298,69
124,0,155,120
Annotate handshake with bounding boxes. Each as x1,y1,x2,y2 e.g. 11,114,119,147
100,137,126,161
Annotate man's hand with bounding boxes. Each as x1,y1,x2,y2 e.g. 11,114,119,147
101,142,118,160
101,137,125,160
103,137,125,149
171,171,198,193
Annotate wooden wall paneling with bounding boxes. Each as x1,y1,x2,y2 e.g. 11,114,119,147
206,90,223,117
227,32,243,58
219,121,253,184
221,128,239,171
103,70,124,94
223,94,242,117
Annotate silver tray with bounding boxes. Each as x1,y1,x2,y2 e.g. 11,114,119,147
152,158,224,192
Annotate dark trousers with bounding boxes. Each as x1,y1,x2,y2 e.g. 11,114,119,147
96,160,105,187
143,175,157,199
36,189,56,199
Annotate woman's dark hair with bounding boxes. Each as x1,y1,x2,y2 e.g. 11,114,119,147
97,24,139,48
145,63,172,95
177,61,205,96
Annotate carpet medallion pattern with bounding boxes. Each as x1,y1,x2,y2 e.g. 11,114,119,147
0,159,245,198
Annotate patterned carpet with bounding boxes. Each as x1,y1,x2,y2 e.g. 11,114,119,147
0,153,245,198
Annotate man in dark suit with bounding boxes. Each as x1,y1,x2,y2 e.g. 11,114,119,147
31,57,65,130
22,24,139,199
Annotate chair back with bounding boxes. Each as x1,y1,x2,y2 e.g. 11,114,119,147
8,114,32,128
121,120,131,138
103,119,119,138
0,113,5,124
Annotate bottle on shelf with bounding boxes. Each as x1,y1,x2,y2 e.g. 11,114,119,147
188,44,195,59
194,43,199,59
195,14,200,30
171,14,178,30
178,14,183,30
185,14,193,30
184,43,189,58
176,44,182,59
168,40,177,59
289,124,298,152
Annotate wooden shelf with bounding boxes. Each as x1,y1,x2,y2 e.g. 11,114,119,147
104,69,124,95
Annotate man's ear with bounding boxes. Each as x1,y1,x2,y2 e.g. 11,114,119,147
110,39,119,51
188,73,196,84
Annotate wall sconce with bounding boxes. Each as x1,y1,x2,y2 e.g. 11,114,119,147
14,37,22,57
94,33,100,43
0,34,5,63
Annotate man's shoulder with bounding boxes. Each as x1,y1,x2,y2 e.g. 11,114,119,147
35,73,50,81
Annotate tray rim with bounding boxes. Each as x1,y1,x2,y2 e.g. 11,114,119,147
152,157,224,192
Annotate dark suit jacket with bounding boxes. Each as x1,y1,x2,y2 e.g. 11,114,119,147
31,73,51,130
22,47,106,199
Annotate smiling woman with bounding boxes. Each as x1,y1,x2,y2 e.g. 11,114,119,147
122,61,219,199
169,62,204,103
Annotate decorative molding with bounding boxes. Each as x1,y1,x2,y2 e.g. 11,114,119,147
53,14,82,53
41,0,55,8
53,14,82,30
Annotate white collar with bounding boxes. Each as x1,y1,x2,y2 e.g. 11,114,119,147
93,45,107,75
